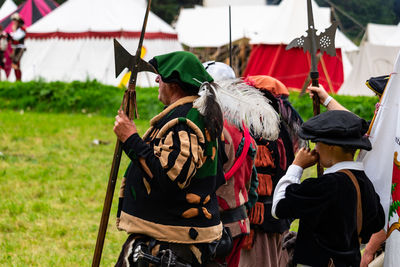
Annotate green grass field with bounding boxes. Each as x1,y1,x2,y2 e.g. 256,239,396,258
0,109,317,266
0,110,151,266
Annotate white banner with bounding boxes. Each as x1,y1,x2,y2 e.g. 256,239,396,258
359,51,400,267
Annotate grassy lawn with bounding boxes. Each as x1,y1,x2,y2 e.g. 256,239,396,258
0,108,318,266
0,109,150,266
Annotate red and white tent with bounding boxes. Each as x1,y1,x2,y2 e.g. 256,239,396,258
0,0,58,79
21,0,182,86
176,0,357,93
244,0,358,93
0,0,58,32
0,0,17,21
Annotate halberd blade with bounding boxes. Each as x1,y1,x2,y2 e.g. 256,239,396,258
114,39,134,78
114,39,157,77
286,37,304,50
316,22,338,57
286,34,311,54
138,58,157,74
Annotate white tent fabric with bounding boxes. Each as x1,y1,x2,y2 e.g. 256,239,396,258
0,0,17,21
21,0,182,87
363,22,400,46
176,5,278,48
176,0,357,51
176,0,357,78
338,23,400,96
27,0,171,33
338,43,399,96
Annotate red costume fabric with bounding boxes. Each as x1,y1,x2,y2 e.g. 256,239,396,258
217,120,257,267
240,76,302,267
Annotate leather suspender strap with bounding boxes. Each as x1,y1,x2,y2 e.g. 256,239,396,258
339,169,363,241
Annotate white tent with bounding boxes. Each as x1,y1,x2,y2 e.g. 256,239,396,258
338,23,400,96
176,5,278,48
21,0,182,87
363,23,400,46
0,0,17,21
176,0,358,80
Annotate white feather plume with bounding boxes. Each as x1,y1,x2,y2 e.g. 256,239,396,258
216,79,280,140
193,82,218,116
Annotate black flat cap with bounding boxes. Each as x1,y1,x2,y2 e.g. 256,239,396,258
299,110,372,150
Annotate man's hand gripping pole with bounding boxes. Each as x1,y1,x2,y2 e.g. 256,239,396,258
91,1,157,266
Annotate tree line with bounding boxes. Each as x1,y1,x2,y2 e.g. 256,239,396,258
315,0,400,42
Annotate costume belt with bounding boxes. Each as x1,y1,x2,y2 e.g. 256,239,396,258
220,205,247,224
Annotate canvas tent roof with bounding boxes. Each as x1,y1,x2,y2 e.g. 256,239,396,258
338,23,400,96
0,0,17,21
21,0,182,86
176,0,357,53
176,5,278,48
27,0,173,35
362,23,400,46
338,42,399,96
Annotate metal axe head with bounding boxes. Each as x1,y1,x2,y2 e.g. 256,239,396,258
286,34,310,53
286,23,338,57
317,22,338,57
113,39,157,78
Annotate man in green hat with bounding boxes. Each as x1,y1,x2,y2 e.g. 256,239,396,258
113,51,225,266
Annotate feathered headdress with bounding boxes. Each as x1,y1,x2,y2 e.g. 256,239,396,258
215,79,280,141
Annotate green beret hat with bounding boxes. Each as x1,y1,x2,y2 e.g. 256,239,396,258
149,51,214,94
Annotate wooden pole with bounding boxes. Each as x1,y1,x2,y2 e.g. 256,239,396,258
91,1,153,266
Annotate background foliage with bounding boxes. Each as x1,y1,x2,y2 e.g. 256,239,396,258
315,0,400,43
0,80,164,119
289,91,378,121
0,80,378,122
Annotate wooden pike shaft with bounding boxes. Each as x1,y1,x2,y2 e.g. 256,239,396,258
310,71,323,177
92,140,123,267
229,5,232,68
307,0,323,177
91,0,153,266
310,72,320,116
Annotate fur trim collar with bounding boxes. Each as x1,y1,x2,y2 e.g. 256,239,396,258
150,96,198,126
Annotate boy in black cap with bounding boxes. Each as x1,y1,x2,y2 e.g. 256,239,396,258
308,78,389,267
271,110,385,267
